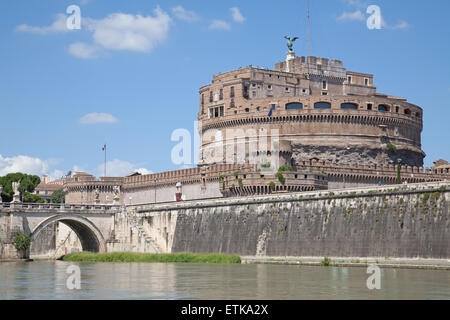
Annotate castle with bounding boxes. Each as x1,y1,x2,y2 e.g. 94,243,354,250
52,49,449,205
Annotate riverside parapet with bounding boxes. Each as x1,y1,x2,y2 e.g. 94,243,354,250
133,182,449,259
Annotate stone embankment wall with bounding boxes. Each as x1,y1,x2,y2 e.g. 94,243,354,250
135,182,449,259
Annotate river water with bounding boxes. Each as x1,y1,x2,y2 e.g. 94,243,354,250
0,261,449,299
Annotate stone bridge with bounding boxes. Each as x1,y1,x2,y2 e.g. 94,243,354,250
1,181,449,260
0,203,159,259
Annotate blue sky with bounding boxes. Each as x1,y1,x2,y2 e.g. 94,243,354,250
0,0,449,179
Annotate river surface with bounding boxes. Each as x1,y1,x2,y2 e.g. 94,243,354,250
0,261,449,299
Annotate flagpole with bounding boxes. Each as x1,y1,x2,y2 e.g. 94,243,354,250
307,0,310,60
104,144,106,177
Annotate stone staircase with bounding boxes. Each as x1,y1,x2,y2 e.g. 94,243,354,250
128,213,163,253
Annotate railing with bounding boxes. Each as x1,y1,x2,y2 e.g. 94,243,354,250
0,202,122,211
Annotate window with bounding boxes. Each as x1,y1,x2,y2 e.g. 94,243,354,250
252,91,256,98
245,108,250,112
378,104,390,112
285,87,290,92
209,105,224,118
395,106,399,113
321,91,328,96
230,86,235,98
230,98,235,108
209,91,213,102
341,103,358,110
286,102,303,110
404,109,411,115
365,78,369,86
267,85,272,90
314,102,331,109
367,103,373,110
219,89,223,100
347,76,352,84
201,94,204,114
252,83,256,88
302,89,307,93
271,104,276,111
256,106,260,111
243,85,248,98
322,80,327,90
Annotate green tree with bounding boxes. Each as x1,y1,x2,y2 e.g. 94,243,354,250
0,173,41,202
23,192,45,203
51,189,66,203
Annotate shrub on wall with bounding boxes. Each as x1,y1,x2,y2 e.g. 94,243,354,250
386,142,397,153
13,233,31,252
278,165,293,172
269,182,275,191
277,172,286,185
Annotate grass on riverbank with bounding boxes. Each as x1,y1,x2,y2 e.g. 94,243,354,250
62,252,242,264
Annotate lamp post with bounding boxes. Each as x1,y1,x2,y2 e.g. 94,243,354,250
154,176,157,203
396,158,402,184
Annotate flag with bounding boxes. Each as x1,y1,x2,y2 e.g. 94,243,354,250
102,144,106,151
267,104,275,117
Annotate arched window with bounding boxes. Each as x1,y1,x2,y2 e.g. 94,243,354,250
340,103,358,110
378,104,390,112
314,102,331,109
404,109,411,115
286,102,303,110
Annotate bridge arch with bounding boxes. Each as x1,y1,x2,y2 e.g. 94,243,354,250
31,214,106,253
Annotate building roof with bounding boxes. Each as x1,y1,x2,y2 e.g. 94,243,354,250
72,172,94,177
35,183,63,191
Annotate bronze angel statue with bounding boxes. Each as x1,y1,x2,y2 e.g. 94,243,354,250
284,36,299,52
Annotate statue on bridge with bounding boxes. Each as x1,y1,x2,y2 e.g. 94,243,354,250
113,186,120,205
94,188,100,204
12,181,21,203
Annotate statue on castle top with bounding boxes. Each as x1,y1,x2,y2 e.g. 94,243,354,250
284,36,299,52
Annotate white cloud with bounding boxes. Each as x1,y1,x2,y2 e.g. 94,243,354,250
79,113,118,124
391,21,411,30
16,13,69,35
68,42,100,59
0,154,49,176
230,7,245,23
96,159,152,177
135,168,153,175
85,8,171,52
0,154,66,181
343,0,367,9
172,6,199,22
337,10,365,22
209,20,231,31
17,7,172,59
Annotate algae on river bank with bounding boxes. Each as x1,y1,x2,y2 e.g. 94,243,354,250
62,252,242,264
